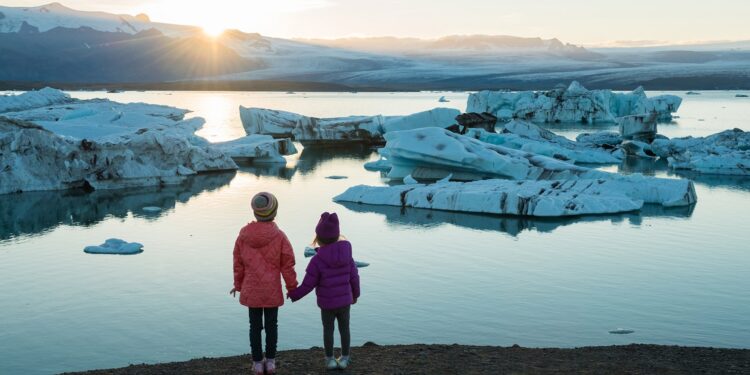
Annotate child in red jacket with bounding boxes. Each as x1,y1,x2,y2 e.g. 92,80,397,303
231,192,298,375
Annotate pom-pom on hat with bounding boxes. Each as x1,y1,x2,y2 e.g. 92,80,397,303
251,192,278,222
315,212,340,240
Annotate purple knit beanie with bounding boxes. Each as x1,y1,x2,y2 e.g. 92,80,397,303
315,212,340,239
251,192,278,221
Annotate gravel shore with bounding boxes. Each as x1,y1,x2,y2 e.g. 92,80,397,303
64,342,750,375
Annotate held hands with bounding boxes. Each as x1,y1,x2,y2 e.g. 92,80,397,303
229,288,239,298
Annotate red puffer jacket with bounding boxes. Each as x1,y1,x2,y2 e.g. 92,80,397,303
233,221,298,307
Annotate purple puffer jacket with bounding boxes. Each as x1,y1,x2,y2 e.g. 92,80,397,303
288,240,360,309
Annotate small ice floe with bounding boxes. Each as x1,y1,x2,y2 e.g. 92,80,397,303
354,261,370,268
326,175,348,180
609,328,635,335
737,94,749,98
685,91,701,95
142,206,162,212
438,96,450,102
84,238,144,255
403,174,419,185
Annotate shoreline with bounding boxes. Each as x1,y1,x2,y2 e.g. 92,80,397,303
63,343,750,374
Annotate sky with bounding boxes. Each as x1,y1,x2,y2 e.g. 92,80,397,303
4,0,750,45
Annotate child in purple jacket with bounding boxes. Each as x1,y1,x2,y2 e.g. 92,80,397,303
288,212,360,370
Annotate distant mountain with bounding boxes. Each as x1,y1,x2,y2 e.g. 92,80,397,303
299,35,602,60
0,2,748,89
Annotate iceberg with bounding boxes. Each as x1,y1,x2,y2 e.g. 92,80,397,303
576,131,622,148
84,238,144,255
2,92,190,140
0,87,74,113
380,127,696,207
468,120,623,164
0,117,237,195
212,135,297,164
618,113,657,141
466,81,681,124
363,157,393,172
334,179,644,217
651,128,750,175
240,107,460,145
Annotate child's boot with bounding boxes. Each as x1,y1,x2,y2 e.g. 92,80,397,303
337,355,351,369
325,357,338,370
252,360,265,375
265,358,276,374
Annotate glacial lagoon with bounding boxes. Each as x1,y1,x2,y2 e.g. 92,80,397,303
1,91,749,374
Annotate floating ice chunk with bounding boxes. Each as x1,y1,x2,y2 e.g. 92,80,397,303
354,261,370,268
686,91,701,95
403,174,419,185
335,179,644,217
364,158,393,172
239,107,302,138
240,107,459,145
609,329,635,335
381,127,696,207
0,87,73,113
142,206,162,212
212,134,297,164
467,81,681,124
438,96,450,102
84,238,144,255
0,117,237,195
326,175,348,179
736,94,749,98
651,128,750,175
470,120,622,164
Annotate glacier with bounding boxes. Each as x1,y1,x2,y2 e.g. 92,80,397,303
240,106,460,145
334,179,644,217
379,127,696,207
651,128,750,175
467,81,681,124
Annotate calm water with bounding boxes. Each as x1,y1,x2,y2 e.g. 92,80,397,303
1,91,749,374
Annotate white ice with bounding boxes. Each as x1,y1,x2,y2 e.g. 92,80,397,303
84,238,144,255
240,107,460,144
467,81,681,124
467,120,623,164
334,179,644,217
0,87,73,113
212,135,297,164
380,127,697,207
651,128,750,175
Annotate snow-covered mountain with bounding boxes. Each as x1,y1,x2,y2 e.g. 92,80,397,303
0,2,195,36
0,2,748,89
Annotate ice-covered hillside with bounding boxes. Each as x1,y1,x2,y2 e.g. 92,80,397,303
0,2,195,36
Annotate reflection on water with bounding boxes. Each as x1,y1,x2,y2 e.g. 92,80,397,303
618,157,750,191
295,145,378,175
0,172,236,241
337,201,694,237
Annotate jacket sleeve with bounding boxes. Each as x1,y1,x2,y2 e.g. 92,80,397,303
350,257,361,300
289,258,319,302
280,235,298,292
233,237,244,290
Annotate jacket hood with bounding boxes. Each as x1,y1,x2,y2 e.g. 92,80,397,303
239,221,282,248
315,240,352,268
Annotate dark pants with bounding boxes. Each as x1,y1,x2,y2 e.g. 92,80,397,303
249,307,278,361
321,305,351,358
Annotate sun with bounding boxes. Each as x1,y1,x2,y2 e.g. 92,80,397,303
202,25,226,37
